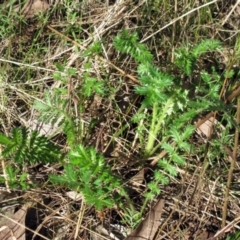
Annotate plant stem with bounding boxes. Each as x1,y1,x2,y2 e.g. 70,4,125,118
145,102,158,155
145,97,174,156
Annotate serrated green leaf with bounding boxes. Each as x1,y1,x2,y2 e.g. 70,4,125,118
170,128,181,143
0,134,13,145
49,174,70,185
162,142,175,154
147,181,160,195
55,62,65,72
178,142,191,151
144,191,155,200
172,153,185,165
182,125,195,140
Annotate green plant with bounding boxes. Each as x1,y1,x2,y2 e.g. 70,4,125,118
32,60,124,210
81,61,105,97
120,206,141,229
33,90,78,146
0,127,62,165
113,31,229,224
49,144,123,210
0,126,61,190
0,26,234,229
34,59,106,147
0,1,22,38
0,59,124,209
0,165,34,190
175,39,221,76
226,230,240,240
114,31,222,158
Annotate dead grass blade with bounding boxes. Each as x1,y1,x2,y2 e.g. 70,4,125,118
221,0,240,26
46,25,139,84
222,98,240,228
141,0,220,43
125,199,165,240
210,215,240,239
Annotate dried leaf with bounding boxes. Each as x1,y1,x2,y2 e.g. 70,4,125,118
125,199,165,240
196,117,218,138
196,230,215,239
0,205,28,240
129,170,145,188
22,0,50,18
28,118,63,137
196,116,225,139
91,223,127,240
65,191,83,201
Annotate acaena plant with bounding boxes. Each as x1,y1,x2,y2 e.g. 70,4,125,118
32,57,125,210
113,31,227,212
0,127,62,165
114,31,221,158
0,50,124,210
49,144,124,210
0,127,62,190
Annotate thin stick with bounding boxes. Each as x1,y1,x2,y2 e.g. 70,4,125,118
222,98,240,227
0,58,58,73
141,0,220,43
47,25,139,84
212,214,240,239
221,0,240,26
0,146,10,193
74,200,86,239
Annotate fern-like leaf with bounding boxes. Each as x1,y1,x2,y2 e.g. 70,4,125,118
50,144,122,210
34,91,77,146
34,91,66,126
0,133,13,145
175,40,221,75
1,127,62,165
114,30,153,63
192,39,221,58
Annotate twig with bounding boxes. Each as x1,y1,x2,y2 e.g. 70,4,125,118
221,98,240,228
0,146,10,193
141,0,220,43
47,25,139,84
221,0,240,26
74,200,86,239
210,214,240,239
0,58,58,73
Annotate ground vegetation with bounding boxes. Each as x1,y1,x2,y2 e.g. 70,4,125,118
0,0,240,239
